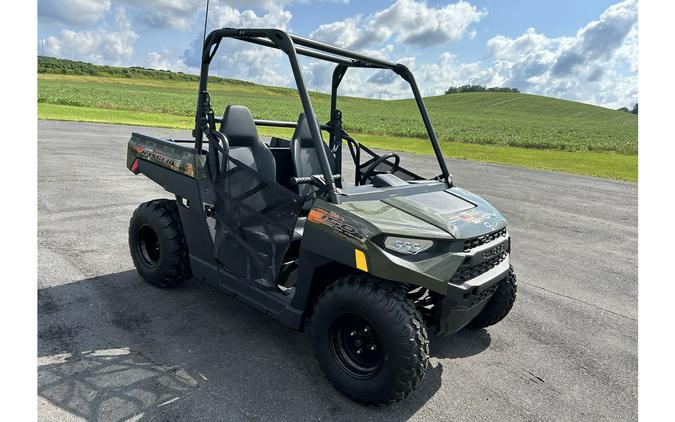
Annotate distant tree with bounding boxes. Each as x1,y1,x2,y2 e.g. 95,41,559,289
617,106,630,113
445,84,519,94
631,103,638,115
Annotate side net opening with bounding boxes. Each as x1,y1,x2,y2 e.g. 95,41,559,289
210,153,302,289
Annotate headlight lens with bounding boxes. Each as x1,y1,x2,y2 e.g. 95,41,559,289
384,236,434,255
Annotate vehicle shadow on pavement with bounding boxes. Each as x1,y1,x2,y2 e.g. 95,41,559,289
430,328,492,359
38,271,490,421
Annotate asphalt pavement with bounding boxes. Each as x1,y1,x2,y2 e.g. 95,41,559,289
38,120,637,421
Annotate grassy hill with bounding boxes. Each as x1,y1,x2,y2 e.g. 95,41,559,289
37,57,638,180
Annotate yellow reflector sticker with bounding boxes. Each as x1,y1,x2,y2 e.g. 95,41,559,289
355,249,368,272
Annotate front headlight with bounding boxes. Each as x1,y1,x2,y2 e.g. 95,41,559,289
384,236,434,255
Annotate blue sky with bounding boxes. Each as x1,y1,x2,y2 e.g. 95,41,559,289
38,0,637,109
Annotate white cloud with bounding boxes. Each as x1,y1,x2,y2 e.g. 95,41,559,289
125,0,296,30
301,1,485,99
552,0,637,77
217,47,290,86
372,0,485,46
415,53,484,95
117,0,296,30
310,0,483,49
220,0,295,11
146,51,174,71
39,0,111,26
299,44,407,98
44,9,138,65
308,16,383,50
212,4,292,29
37,0,637,109
336,52,483,100
129,0,202,30
181,4,294,86
146,52,169,70
480,0,638,108
487,28,566,62
305,0,637,108
301,60,335,93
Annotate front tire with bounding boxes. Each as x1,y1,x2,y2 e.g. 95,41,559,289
311,275,429,405
129,199,191,288
468,266,517,328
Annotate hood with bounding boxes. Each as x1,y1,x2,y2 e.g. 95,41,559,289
382,187,506,239
336,187,506,240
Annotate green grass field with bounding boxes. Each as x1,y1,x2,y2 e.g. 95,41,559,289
37,66,638,181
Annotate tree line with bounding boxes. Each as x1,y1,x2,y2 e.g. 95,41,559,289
617,103,638,115
445,84,520,94
37,56,254,86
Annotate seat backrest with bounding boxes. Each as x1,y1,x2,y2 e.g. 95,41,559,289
219,105,276,182
290,113,335,196
215,105,278,211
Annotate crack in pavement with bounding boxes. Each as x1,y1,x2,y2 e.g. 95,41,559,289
520,281,637,322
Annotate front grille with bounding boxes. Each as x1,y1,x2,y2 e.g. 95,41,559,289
469,283,499,307
450,252,508,285
463,228,507,252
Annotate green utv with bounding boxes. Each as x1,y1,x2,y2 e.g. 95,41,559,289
127,28,516,405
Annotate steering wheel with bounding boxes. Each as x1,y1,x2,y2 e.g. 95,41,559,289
360,152,401,185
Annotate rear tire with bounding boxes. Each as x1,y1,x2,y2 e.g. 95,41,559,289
129,199,191,288
311,274,429,405
468,266,517,328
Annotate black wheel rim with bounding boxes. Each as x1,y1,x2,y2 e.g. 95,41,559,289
138,224,160,267
329,313,383,380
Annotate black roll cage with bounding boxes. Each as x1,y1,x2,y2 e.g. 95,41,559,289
193,28,450,203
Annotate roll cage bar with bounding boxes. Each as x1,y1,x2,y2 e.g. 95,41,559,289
193,28,450,204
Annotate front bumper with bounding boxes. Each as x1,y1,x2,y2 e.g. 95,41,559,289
435,253,510,336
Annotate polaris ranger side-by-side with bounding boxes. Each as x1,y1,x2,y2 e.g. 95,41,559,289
127,28,516,404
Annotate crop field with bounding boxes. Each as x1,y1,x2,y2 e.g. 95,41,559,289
37,60,638,181
39,74,637,153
